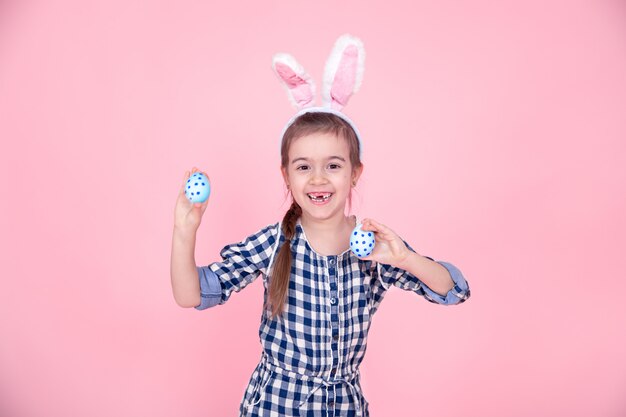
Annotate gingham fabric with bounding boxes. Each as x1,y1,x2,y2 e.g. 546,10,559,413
196,219,470,416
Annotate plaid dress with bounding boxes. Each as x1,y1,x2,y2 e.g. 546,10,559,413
195,219,470,416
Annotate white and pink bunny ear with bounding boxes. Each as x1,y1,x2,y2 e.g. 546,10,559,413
322,34,365,111
273,35,366,156
272,53,316,110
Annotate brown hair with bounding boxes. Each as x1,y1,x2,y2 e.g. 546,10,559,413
266,112,362,319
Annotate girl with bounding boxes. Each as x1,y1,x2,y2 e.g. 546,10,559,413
170,36,470,417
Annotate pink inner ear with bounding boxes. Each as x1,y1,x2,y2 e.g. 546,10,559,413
275,62,305,88
330,45,358,110
275,62,314,107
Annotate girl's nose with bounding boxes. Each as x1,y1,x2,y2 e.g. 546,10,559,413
309,168,328,184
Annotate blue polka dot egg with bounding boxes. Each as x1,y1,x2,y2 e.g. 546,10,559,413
185,172,211,203
350,224,375,258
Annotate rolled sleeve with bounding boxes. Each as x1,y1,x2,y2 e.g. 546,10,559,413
194,223,281,310
378,239,471,306
194,266,222,310
419,260,471,305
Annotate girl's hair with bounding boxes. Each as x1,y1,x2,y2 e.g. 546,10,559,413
267,112,362,319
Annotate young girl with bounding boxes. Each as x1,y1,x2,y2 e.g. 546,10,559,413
170,35,470,417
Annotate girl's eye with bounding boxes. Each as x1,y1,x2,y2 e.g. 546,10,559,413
328,164,341,170
296,165,310,171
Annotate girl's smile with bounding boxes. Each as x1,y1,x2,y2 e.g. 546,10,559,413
307,192,333,204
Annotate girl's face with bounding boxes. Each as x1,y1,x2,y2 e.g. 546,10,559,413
282,132,362,223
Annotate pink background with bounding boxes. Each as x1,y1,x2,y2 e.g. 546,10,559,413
1,0,625,416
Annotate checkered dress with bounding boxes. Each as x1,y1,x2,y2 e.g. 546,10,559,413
195,219,470,417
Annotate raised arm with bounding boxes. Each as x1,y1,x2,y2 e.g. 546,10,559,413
170,168,210,308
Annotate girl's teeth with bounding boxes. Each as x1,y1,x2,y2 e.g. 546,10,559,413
308,193,332,201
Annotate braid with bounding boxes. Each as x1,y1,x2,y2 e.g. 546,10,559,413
282,201,302,241
268,201,301,319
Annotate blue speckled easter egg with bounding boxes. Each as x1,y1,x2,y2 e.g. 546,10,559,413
350,224,375,258
185,172,211,203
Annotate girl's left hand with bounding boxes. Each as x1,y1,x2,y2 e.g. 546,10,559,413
359,218,413,268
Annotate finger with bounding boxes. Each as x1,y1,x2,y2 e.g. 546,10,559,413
360,224,377,234
366,219,396,241
361,218,383,234
367,218,391,235
359,218,376,231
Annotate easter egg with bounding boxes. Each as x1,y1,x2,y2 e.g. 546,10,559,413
185,172,211,203
350,224,375,258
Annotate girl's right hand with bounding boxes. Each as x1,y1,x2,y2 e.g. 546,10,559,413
174,167,210,233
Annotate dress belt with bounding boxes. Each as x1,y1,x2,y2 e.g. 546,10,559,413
245,352,363,417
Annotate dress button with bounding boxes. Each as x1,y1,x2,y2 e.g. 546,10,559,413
333,333,339,341
330,297,337,305
329,258,335,265
328,400,335,408
331,367,337,375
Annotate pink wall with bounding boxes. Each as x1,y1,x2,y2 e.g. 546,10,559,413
1,1,625,416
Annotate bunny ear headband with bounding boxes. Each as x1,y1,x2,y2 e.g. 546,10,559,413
272,34,365,155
